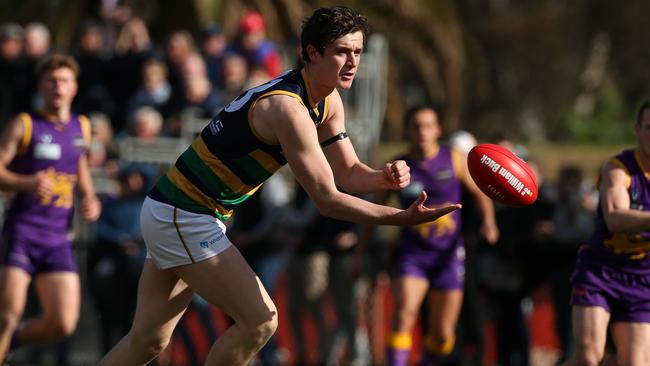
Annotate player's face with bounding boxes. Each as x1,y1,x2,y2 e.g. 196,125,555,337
39,67,78,109
636,109,650,156
311,31,363,90
408,109,441,150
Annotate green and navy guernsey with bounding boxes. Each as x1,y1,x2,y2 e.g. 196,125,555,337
148,68,330,221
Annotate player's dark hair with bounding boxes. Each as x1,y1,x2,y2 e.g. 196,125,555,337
36,53,80,81
404,105,438,128
301,6,369,63
636,100,650,125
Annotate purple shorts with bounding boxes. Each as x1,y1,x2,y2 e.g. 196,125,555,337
571,257,650,323
394,242,465,290
0,232,77,275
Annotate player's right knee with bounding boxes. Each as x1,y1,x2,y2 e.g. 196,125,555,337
129,331,171,360
242,312,278,349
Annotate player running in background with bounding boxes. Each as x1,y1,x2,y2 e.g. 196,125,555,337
357,106,498,366
562,101,650,365
99,7,460,366
0,54,101,362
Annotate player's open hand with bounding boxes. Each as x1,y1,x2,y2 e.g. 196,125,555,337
402,191,461,225
384,160,410,190
80,195,102,222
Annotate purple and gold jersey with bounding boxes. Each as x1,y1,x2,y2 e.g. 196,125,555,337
149,68,329,221
582,148,650,273
396,146,464,250
3,111,90,239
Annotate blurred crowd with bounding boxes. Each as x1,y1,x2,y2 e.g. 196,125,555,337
0,6,603,366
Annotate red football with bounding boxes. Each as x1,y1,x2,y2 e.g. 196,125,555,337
467,144,538,207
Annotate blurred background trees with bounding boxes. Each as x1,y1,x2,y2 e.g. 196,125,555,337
2,0,648,144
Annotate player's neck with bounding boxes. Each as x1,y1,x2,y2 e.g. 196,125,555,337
303,65,333,103
40,105,71,123
411,144,439,159
636,147,650,172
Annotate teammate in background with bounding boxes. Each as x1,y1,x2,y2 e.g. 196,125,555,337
362,106,498,366
99,7,460,366
0,54,101,361
562,101,650,366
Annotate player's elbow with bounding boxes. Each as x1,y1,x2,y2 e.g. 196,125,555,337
310,190,341,219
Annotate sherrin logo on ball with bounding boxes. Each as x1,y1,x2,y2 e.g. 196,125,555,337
467,144,538,207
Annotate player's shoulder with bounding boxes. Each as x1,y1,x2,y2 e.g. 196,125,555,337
604,149,635,174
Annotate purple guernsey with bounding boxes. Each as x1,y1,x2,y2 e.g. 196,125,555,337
3,111,90,243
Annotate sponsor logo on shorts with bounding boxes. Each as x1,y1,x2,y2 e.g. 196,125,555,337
199,237,221,249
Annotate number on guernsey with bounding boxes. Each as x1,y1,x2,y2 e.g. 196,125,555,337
224,76,286,113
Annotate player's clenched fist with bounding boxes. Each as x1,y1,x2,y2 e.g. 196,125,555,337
384,160,410,190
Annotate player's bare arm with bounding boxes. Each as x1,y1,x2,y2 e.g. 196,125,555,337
76,154,101,222
319,89,410,193
253,94,459,225
457,150,499,244
0,115,52,195
601,160,650,233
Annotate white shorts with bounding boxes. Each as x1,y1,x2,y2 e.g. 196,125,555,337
141,196,233,269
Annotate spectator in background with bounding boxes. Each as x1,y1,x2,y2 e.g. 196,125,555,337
109,17,154,132
179,53,224,114
545,164,596,361
229,11,282,79
88,163,152,353
23,22,51,60
219,52,249,102
165,52,224,137
165,29,196,93
130,106,163,141
88,111,120,163
23,23,52,113
201,23,227,86
0,23,29,123
73,20,115,117
125,58,175,126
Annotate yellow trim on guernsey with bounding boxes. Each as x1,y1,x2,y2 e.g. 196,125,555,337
167,166,231,217
78,114,92,147
17,113,33,156
191,137,255,195
320,95,329,126
610,157,631,189
450,148,464,180
247,90,306,146
633,149,650,181
249,149,283,173
387,332,413,350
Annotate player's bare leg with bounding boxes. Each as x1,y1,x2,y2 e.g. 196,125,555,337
561,306,610,366
612,322,650,366
386,275,429,365
0,267,30,361
424,289,463,358
98,260,193,366
17,272,80,344
173,245,278,366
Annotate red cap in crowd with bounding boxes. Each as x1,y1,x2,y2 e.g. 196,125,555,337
239,11,265,33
